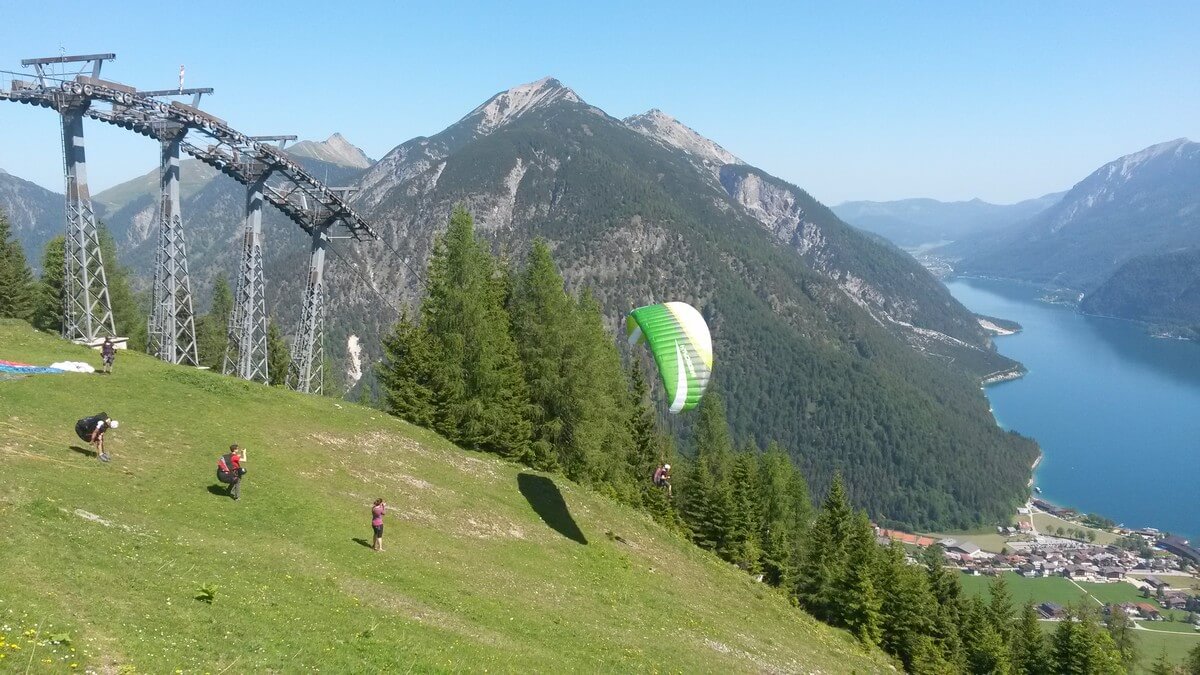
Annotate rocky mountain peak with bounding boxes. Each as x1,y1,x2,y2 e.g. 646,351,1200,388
287,133,374,169
623,108,742,168
462,77,584,136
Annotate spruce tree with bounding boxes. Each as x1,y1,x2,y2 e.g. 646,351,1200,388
196,275,233,368
378,309,439,427
266,319,290,386
922,543,966,668
987,573,1016,646
421,206,531,461
32,236,65,333
877,542,941,672
0,210,36,321
679,455,718,550
1011,602,1049,675
963,596,1011,675
839,509,882,646
757,443,797,587
97,225,147,348
1148,649,1175,675
726,445,763,572
798,473,852,621
1186,642,1200,675
1104,603,1139,672
567,289,635,495
509,238,575,471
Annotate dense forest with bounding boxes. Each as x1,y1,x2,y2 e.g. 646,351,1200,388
363,206,1200,673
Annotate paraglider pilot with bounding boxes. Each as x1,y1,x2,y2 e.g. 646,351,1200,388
217,445,247,500
75,412,118,462
653,463,672,497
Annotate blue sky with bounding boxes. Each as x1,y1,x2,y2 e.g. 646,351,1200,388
0,1,1197,204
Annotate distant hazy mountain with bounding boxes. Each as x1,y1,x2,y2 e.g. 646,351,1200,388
954,138,1200,290
0,169,67,270
1080,248,1200,336
833,194,1064,248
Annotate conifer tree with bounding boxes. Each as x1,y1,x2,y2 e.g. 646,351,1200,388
963,596,1011,674
97,226,146,348
877,542,940,671
726,445,763,572
679,456,719,550
567,289,635,494
1104,603,1139,672
757,443,798,587
266,319,290,386
798,473,853,621
839,509,882,646
32,236,64,333
1148,649,1175,675
509,238,575,471
1011,602,1049,675
421,206,531,461
922,543,966,668
1186,642,1200,675
987,574,1016,643
0,210,35,321
195,275,233,368
378,309,438,426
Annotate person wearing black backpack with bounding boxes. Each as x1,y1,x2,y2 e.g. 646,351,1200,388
75,412,118,462
216,445,247,500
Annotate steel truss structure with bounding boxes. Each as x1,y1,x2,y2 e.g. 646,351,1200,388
2,54,379,389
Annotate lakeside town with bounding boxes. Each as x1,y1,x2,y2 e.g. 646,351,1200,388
878,499,1200,627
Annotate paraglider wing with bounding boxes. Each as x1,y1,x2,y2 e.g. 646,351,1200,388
626,302,713,413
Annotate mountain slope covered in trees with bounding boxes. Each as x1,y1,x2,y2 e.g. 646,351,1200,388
343,78,1036,530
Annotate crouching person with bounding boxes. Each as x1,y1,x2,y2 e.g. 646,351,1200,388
216,445,247,500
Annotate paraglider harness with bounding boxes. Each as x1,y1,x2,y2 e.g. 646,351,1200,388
75,413,109,443
216,452,245,486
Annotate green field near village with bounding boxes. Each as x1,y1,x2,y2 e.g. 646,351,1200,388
963,573,1199,672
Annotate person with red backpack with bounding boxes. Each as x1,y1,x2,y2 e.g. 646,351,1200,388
216,445,247,500
653,463,672,497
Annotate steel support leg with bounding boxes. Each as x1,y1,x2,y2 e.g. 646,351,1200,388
148,133,199,365
60,108,114,342
288,226,329,395
224,181,270,382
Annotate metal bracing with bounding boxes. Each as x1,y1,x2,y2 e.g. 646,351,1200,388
288,226,330,395
224,180,270,383
60,106,116,342
148,131,199,365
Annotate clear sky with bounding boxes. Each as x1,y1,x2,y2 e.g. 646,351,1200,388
0,1,1197,205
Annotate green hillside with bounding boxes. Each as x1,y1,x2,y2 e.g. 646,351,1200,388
0,320,890,673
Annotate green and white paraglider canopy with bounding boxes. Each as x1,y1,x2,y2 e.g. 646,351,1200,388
626,302,713,413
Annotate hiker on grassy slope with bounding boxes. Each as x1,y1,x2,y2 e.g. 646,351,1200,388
75,412,118,462
216,445,247,500
100,338,115,375
371,498,387,552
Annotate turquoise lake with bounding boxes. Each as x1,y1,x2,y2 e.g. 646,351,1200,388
945,277,1199,541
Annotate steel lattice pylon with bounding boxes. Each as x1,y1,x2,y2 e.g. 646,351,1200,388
288,227,328,395
60,107,115,342
224,182,270,382
148,133,199,365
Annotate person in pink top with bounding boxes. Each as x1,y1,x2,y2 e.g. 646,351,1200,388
371,498,387,552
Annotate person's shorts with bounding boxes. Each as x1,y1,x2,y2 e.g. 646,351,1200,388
373,524,383,538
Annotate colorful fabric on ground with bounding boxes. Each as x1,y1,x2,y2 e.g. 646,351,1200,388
0,360,65,375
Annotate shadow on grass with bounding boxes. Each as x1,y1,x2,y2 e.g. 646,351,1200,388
352,537,373,549
517,473,587,545
206,485,232,498
68,445,96,458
